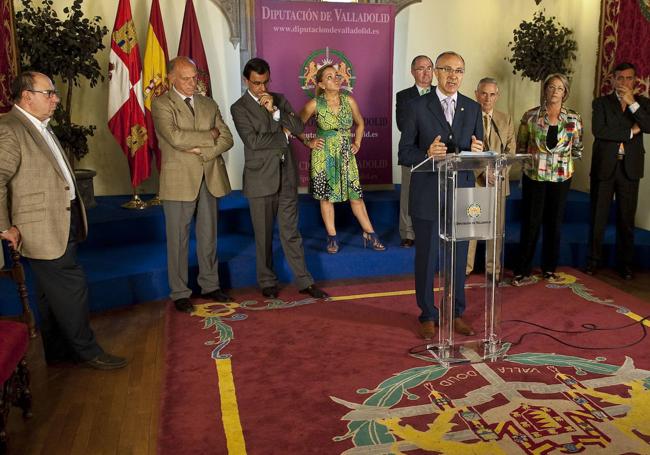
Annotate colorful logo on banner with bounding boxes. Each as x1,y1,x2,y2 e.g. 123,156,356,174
299,47,355,98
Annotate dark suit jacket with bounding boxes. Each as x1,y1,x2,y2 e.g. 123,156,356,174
231,91,304,198
398,89,483,220
591,93,650,181
396,85,431,133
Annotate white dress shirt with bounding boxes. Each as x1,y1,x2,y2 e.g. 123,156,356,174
436,88,457,124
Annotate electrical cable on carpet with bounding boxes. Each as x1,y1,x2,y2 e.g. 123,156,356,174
501,314,650,350
406,315,650,356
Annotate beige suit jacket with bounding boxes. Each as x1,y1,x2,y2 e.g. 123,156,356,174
477,109,516,196
0,107,88,260
152,90,233,201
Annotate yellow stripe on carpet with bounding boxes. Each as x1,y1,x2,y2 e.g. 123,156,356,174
215,358,247,454
329,286,441,302
622,310,650,327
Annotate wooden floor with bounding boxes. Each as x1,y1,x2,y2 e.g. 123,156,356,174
4,270,650,454
5,301,165,455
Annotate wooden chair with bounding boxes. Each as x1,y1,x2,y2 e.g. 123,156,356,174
0,245,36,338
0,243,34,454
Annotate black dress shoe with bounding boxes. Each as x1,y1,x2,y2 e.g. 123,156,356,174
583,262,598,276
299,285,329,299
174,297,194,313
400,238,414,248
201,288,233,302
619,267,634,280
262,286,279,298
85,352,128,370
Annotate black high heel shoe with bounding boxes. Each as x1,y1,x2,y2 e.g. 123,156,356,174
362,232,386,251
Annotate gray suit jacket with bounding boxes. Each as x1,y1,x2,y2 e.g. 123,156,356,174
0,107,87,260
230,91,304,198
152,90,233,201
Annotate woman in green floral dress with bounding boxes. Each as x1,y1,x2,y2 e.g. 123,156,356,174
299,64,385,254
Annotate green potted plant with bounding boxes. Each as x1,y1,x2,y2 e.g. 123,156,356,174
507,10,578,96
15,0,108,208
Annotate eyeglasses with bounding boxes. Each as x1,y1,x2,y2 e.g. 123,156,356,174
435,67,465,75
248,78,270,86
28,89,59,98
413,66,433,73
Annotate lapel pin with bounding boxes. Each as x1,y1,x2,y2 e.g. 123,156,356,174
461,107,464,111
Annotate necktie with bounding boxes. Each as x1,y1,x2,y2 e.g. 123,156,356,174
184,97,195,116
420,87,430,96
442,97,454,125
483,114,491,150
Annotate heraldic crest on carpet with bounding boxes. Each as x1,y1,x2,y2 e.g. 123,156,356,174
331,352,650,454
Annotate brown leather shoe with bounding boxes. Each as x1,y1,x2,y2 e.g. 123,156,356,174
400,238,414,248
453,317,475,336
418,321,436,340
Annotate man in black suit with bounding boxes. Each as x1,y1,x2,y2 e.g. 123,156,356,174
587,62,650,280
396,55,434,248
230,58,327,300
398,51,483,339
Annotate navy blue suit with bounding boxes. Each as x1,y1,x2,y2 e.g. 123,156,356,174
396,85,425,132
398,89,483,322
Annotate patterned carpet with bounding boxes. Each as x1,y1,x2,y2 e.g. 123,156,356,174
159,269,650,454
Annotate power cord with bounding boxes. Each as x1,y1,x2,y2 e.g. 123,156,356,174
406,315,650,355
502,314,650,350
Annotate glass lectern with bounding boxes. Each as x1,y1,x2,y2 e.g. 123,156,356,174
412,152,529,367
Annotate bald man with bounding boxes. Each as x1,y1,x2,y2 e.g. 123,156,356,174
152,56,234,313
398,51,484,340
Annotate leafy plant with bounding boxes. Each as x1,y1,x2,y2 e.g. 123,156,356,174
507,10,577,83
15,0,108,164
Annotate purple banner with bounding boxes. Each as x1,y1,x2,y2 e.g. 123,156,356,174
255,0,395,187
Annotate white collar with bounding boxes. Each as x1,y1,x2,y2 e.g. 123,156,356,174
173,86,193,102
436,87,457,104
247,90,260,103
15,104,50,130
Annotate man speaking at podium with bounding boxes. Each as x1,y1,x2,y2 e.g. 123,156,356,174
398,51,483,340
